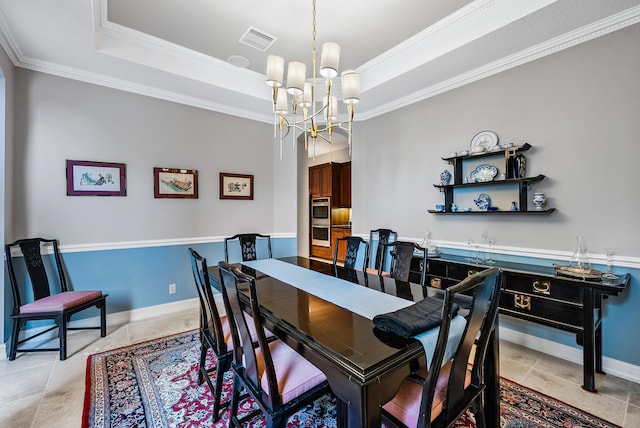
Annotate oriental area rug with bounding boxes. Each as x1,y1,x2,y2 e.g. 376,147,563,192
83,330,620,428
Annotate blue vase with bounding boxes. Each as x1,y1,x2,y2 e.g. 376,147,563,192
440,170,451,185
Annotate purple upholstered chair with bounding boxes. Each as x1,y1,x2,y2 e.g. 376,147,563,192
5,238,107,360
218,260,331,427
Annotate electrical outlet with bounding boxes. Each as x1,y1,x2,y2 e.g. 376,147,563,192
169,283,176,294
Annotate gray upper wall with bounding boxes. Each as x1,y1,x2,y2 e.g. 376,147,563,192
352,23,640,257
11,70,283,245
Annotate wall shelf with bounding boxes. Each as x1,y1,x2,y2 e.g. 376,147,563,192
432,143,553,214
428,209,556,214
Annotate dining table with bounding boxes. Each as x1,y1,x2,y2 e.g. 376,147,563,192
207,256,500,427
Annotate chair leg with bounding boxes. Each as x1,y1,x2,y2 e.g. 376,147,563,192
8,318,25,361
268,414,284,428
229,372,241,426
59,315,68,360
212,357,230,422
99,300,107,337
198,338,207,385
473,397,486,428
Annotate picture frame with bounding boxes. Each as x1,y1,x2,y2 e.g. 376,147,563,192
66,160,126,196
154,167,198,199
220,172,254,200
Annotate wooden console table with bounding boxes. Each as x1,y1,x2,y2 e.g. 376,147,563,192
409,253,630,392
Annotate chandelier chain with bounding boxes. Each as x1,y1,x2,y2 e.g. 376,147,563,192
312,0,317,58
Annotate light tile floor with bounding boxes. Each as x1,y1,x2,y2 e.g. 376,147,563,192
1,309,639,427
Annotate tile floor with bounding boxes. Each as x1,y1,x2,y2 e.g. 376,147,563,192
1,308,639,427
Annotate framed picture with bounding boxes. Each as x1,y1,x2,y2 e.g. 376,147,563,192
154,167,198,199
220,172,254,200
66,160,126,196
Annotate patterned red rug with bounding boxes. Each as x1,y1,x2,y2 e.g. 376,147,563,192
83,330,620,427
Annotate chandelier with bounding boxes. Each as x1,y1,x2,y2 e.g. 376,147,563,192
266,0,360,159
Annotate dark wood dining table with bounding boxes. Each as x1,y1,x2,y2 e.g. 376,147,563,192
208,256,500,427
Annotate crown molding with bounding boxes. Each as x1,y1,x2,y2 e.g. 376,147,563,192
359,4,640,121
358,0,557,92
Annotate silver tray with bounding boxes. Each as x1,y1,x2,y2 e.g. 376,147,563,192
553,264,603,280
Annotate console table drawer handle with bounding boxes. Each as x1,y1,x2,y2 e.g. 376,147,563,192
514,294,531,310
430,277,442,289
532,280,551,295
468,269,478,276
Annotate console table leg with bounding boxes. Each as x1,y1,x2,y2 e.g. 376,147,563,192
582,289,597,392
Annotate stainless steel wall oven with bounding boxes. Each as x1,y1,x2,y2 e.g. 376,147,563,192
311,198,330,247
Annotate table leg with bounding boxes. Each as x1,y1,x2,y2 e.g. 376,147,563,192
582,289,597,392
484,323,500,427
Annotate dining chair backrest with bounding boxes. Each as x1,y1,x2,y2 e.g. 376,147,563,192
224,233,273,262
188,248,228,357
368,228,398,270
379,241,427,285
218,260,281,409
333,236,369,270
424,267,501,426
188,248,232,422
381,267,502,427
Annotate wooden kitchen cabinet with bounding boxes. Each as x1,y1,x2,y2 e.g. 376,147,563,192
309,163,333,197
339,162,351,207
309,162,351,205
331,227,352,263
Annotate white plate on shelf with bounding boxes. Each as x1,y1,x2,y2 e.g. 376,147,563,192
470,164,498,182
470,131,499,152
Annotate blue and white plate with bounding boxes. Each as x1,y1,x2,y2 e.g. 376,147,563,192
470,164,498,182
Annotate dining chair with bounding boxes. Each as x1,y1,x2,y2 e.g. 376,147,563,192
218,260,331,428
189,248,277,421
380,267,502,428
367,228,398,271
224,233,273,262
378,241,427,285
188,248,233,422
5,238,108,361
333,236,369,270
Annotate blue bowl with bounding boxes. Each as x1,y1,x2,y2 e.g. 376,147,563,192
488,206,499,211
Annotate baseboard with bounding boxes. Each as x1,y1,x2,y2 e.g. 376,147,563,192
499,325,640,384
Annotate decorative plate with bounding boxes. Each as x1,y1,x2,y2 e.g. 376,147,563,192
470,131,499,152
470,164,498,182
474,193,491,211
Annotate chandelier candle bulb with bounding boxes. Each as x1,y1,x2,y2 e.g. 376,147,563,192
324,95,338,120
286,61,306,95
266,55,284,86
320,42,340,78
300,82,313,108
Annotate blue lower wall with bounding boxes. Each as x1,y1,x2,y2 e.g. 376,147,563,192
2,237,298,341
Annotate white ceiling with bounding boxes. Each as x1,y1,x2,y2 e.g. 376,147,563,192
0,0,639,155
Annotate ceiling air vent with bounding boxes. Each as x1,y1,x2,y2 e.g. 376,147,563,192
239,26,277,52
